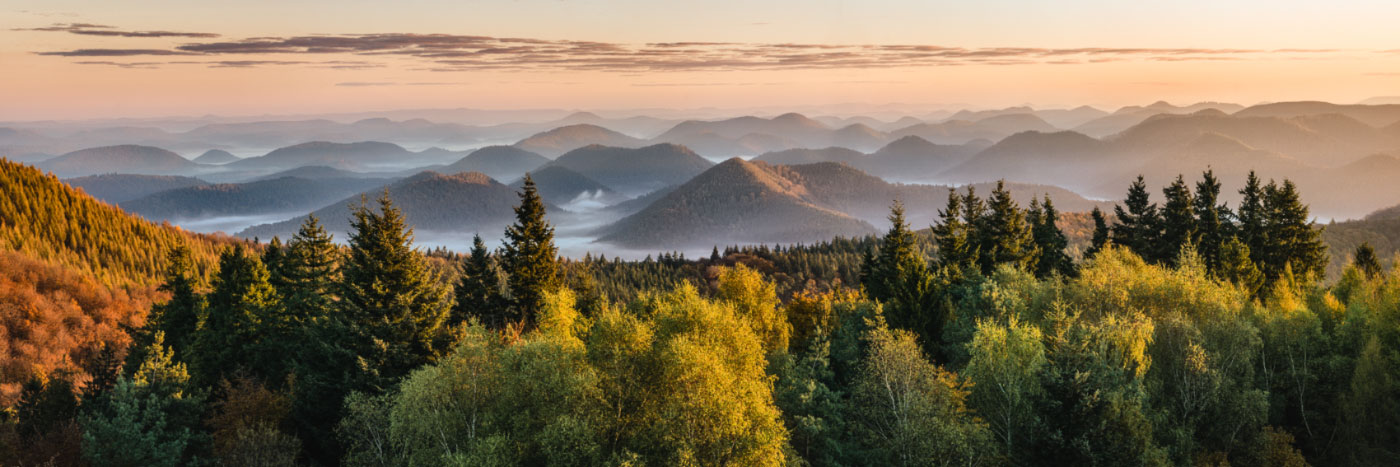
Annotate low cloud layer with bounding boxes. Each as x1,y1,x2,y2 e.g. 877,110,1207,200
22,24,1357,72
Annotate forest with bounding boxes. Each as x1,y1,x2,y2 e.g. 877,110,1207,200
4,165,1399,467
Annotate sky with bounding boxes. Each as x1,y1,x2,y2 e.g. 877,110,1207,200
3,0,1398,120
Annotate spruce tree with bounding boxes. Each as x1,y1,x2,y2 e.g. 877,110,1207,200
149,246,205,361
1032,196,1073,278
866,201,941,348
932,188,975,270
192,245,280,387
263,236,288,290
1193,170,1232,273
501,174,560,327
341,192,452,387
1218,236,1264,295
1086,207,1110,260
280,214,340,323
1236,171,1266,264
1260,180,1328,283
976,180,1036,273
452,234,507,328
1111,175,1162,261
1353,242,1383,279
1158,175,1196,266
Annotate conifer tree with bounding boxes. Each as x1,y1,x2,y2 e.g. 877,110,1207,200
501,174,560,326
453,234,507,327
1260,179,1328,283
1353,242,1383,279
341,192,452,387
1086,207,1110,260
192,245,280,387
280,214,339,323
1236,171,1266,264
149,246,205,360
1193,169,1232,273
1111,175,1162,261
864,201,941,348
975,181,1036,273
1032,196,1073,278
932,188,975,270
1218,236,1263,295
263,236,288,290
1159,175,1197,265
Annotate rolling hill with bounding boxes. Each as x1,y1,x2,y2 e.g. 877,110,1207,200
193,149,241,164
597,158,877,248
228,141,462,172
121,176,393,222
239,171,525,240
65,173,209,204
37,145,202,178
513,124,647,158
511,165,625,210
439,145,549,181
544,143,714,195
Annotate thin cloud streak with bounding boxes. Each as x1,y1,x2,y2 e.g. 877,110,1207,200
28,26,1363,72
16,22,220,38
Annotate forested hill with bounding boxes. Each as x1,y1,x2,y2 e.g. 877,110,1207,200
0,159,233,286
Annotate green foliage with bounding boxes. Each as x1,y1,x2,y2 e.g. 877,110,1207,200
1159,175,1197,266
1113,175,1164,261
454,234,508,328
502,174,561,326
1030,196,1073,278
82,332,205,466
850,326,994,466
193,245,281,387
975,181,1037,273
863,201,942,354
964,316,1046,456
1086,206,1110,260
341,192,452,389
1352,242,1383,279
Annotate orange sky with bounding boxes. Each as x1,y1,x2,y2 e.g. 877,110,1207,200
3,1,1398,120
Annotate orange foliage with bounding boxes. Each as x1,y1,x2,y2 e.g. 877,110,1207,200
0,251,157,407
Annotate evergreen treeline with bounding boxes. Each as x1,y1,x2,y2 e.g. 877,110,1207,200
8,168,1400,467
0,160,232,286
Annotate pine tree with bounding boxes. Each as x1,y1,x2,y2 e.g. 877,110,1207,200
263,236,288,290
1260,180,1328,283
1218,236,1263,295
1193,169,1232,273
1032,196,1073,278
975,181,1036,273
192,245,280,387
932,188,975,270
1111,175,1162,261
280,214,340,323
1237,171,1266,265
149,246,205,360
1086,207,1110,260
1158,175,1196,266
341,192,452,388
710,246,722,262
1353,242,1383,279
453,234,507,327
501,174,560,326
865,202,941,349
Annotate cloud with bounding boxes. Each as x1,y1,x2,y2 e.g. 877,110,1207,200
37,49,198,57
16,22,219,38
29,26,1363,72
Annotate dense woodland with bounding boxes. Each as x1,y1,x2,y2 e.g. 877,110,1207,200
4,158,1400,466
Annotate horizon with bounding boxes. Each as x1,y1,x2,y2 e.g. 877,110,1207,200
5,0,1400,120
